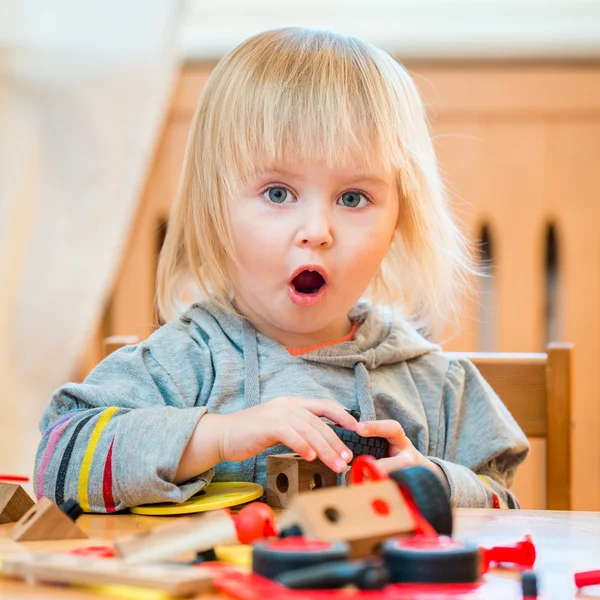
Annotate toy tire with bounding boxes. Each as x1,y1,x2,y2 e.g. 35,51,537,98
382,537,480,584
389,466,453,535
328,425,389,460
253,538,350,580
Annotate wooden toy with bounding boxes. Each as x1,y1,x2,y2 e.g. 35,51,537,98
266,453,338,508
278,457,452,558
115,508,238,564
0,483,34,524
115,503,276,564
129,481,263,515
278,478,417,558
1,552,214,596
10,497,87,542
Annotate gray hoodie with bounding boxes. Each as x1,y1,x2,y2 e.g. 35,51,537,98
34,301,529,512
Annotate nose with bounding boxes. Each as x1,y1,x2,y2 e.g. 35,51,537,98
295,202,333,249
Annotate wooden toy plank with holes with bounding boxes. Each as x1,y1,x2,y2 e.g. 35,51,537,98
10,498,87,542
0,483,34,524
266,453,338,508
278,478,416,558
1,552,215,596
114,508,238,564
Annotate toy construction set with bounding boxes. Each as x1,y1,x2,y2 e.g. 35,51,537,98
0,420,597,599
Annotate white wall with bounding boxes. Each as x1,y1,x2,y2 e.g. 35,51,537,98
179,0,600,60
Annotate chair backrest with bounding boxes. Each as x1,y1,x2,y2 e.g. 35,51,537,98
447,343,573,510
103,336,139,359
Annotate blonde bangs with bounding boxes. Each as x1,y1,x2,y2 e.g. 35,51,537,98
157,27,476,337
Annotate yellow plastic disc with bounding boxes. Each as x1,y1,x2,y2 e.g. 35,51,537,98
129,482,263,516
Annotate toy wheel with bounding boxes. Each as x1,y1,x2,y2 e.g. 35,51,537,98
252,537,350,580
328,425,389,460
389,466,453,535
382,536,480,583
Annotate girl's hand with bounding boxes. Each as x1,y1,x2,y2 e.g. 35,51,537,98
356,420,450,492
218,397,358,473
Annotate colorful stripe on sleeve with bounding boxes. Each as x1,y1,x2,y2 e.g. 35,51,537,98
478,475,507,509
36,419,71,498
77,407,119,511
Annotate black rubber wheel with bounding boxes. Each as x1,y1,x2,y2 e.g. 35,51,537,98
381,537,480,584
328,425,389,460
389,466,453,536
252,538,350,580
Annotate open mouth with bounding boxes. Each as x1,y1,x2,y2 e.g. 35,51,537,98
291,269,326,295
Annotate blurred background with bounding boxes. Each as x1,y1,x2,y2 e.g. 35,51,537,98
1,1,599,510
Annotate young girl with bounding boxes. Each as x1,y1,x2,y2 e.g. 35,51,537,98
34,27,528,513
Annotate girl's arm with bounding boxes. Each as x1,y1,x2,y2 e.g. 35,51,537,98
427,358,530,509
34,323,214,512
360,358,529,509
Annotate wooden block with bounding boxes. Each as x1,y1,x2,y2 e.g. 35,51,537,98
114,508,237,564
10,497,87,542
266,454,338,508
0,483,35,524
279,480,416,558
2,552,214,596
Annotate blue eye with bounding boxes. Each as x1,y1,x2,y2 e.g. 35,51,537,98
264,186,290,204
339,191,369,208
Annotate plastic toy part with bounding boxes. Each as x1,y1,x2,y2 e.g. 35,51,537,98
481,535,536,571
252,537,351,580
328,424,389,460
574,568,600,588
388,467,453,536
521,570,538,598
349,455,389,484
71,545,115,559
381,536,480,584
232,502,278,544
129,482,263,515
275,557,389,590
60,499,84,521
0,475,30,483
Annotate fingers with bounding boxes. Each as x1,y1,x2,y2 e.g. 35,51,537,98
292,418,350,473
377,451,417,472
299,399,358,431
276,426,317,463
357,419,410,447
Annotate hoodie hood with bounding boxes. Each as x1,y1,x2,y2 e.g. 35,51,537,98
298,301,440,369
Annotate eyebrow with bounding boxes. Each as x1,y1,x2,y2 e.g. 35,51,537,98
259,168,390,189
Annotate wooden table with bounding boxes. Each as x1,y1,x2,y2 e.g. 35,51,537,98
1,509,599,599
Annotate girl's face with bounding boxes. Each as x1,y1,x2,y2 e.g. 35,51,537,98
226,159,399,348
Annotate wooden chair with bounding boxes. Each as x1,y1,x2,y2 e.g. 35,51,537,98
103,335,139,359
448,343,573,510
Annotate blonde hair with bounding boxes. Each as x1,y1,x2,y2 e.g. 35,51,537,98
157,27,474,337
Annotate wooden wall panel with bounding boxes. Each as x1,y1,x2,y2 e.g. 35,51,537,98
545,122,600,509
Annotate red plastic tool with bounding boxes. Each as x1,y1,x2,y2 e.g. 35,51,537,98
0,475,30,483
480,535,536,572
574,569,600,588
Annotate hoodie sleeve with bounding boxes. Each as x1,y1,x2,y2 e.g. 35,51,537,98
427,358,529,509
33,323,215,512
